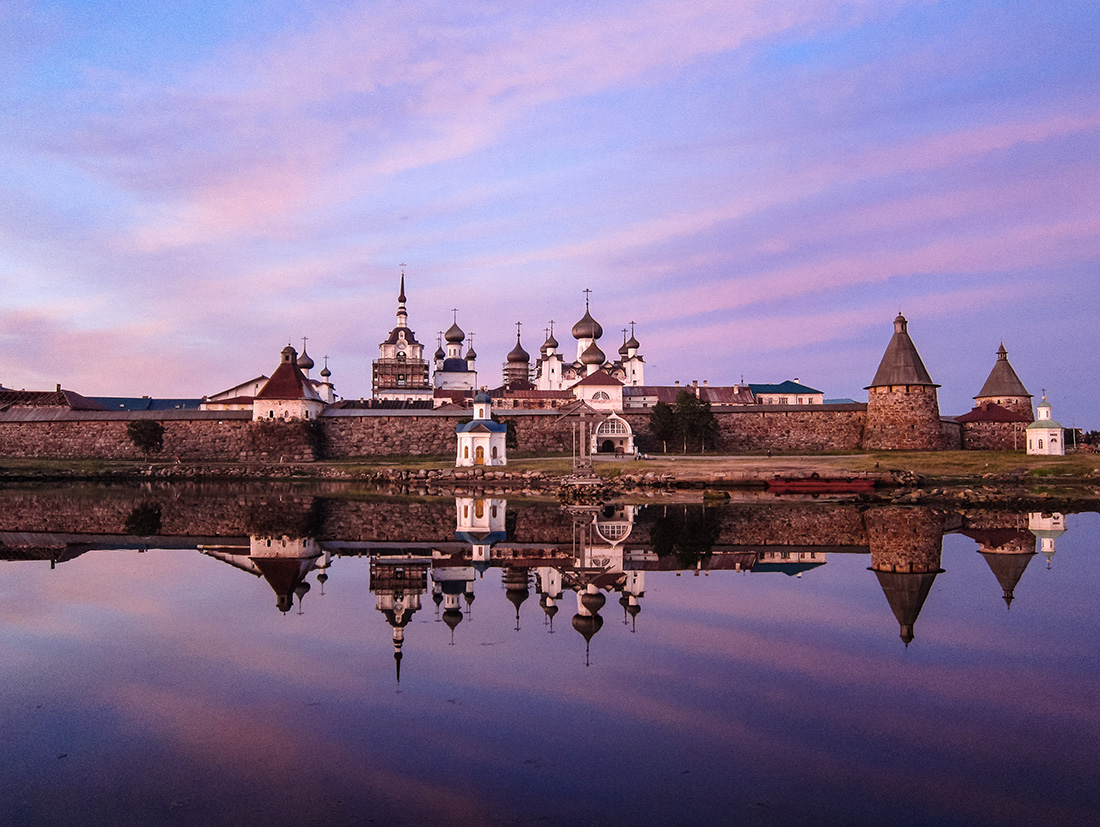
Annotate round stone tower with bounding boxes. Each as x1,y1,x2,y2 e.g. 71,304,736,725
864,313,943,450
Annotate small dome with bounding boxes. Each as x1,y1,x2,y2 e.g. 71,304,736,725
465,347,477,360
320,365,331,378
571,612,604,642
572,309,603,340
618,340,630,356
507,336,529,363
442,608,464,630
434,345,446,360
625,334,640,350
580,590,606,614
572,307,607,340
543,331,559,350
581,342,606,365
297,349,315,371
474,391,492,403
445,321,465,343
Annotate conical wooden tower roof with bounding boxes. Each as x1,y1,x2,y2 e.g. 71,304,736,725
975,343,1031,399
867,314,937,389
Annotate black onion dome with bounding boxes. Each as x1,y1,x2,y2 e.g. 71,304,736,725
580,590,606,614
572,309,603,340
581,342,606,365
543,331,559,350
625,334,640,350
320,365,331,378
297,349,315,371
618,340,630,356
507,336,529,363
445,322,465,343
434,345,446,360
465,346,477,360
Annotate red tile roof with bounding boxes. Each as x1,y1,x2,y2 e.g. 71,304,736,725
255,350,322,401
570,369,623,388
956,402,1030,423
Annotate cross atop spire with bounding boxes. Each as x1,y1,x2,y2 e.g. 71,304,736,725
583,288,592,308
452,308,459,323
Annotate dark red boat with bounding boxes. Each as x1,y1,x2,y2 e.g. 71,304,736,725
766,473,876,494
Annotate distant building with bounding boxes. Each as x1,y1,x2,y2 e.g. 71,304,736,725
749,380,824,405
1026,395,1064,455
455,392,507,466
433,314,478,396
373,274,432,403
252,344,325,421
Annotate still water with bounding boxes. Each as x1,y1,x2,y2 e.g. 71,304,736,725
0,485,1097,826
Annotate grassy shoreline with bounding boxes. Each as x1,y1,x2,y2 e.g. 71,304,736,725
2,450,1098,484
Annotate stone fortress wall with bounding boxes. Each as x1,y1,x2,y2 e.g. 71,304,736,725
0,315,1033,460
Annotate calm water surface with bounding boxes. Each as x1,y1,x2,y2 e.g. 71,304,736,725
0,485,1097,826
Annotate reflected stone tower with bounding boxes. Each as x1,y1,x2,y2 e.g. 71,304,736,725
865,506,945,645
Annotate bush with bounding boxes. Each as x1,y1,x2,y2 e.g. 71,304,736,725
127,419,164,456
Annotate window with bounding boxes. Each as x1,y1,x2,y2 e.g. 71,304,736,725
597,418,630,435
491,446,498,458
464,446,469,459
592,391,611,400
1039,439,1044,448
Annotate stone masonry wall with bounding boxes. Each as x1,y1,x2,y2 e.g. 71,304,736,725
961,420,1026,451
864,385,944,450
621,407,865,453
0,417,319,462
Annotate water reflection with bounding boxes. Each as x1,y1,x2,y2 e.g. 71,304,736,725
0,487,1095,827
0,490,1076,659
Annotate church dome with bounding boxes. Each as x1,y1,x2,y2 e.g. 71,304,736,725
572,309,603,340
434,345,446,360
474,391,492,403
320,365,331,378
618,340,630,356
445,321,465,343
507,336,529,363
581,342,606,365
543,331,559,351
297,349,315,371
465,346,477,360
580,590,606,614
625,334,640,350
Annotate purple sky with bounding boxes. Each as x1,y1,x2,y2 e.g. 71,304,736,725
1,1,1097,426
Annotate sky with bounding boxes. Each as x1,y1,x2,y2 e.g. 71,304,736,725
1,0,1097,425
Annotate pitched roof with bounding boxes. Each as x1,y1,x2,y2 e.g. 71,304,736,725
570,368,623,388
0,388,107,411
92,397,202,411
255,347,323,401
866,314,937,389
955,402,1030,423
975,344,1031,399
749,381,822,395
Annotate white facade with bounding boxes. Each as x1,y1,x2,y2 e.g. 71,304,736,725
455,393,507,466
1026,396,1065,455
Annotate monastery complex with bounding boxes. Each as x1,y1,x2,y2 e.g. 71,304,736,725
0,275,1065,461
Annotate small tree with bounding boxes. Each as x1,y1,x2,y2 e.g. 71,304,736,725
127,419,164,457
649,401,676,453
674,390,719,453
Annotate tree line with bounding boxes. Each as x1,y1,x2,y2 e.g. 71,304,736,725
648,390,720,453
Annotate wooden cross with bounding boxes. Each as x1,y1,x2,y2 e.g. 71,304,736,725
583,288,592,307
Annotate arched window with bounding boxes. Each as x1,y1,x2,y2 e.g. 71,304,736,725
491,446,498,458
1038,439,1044,449
597,418,630,436
592,391,611,400
464,445,469,459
